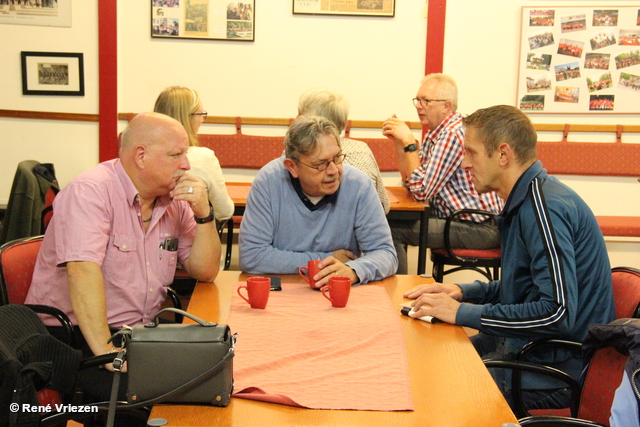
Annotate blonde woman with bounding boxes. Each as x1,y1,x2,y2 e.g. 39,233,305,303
154,86,234,220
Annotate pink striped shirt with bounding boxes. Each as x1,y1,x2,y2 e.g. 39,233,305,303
26,159,197,328
407,112,503,220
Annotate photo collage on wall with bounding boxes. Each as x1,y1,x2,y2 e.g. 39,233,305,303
152,0,254,41
518,7,640,113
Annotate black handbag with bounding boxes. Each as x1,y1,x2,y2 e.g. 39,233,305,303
105,308,236,426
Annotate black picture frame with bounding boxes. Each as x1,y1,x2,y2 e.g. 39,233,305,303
21,51,85,96
293,0,395,17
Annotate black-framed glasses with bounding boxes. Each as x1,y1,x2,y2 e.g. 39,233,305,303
412,98,447,108
295,153,346,172
191,111,208,119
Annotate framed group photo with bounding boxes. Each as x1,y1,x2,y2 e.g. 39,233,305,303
517,6,640,113
0,0,71,27
151,0,254,41
292,0,395,17
21,51,85,96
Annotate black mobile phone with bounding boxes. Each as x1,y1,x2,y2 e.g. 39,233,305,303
269,277,282,291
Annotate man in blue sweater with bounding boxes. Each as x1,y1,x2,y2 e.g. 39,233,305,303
239,115,397,286
404,105,614,410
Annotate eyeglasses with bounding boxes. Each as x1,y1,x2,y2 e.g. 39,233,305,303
191,111,208,119
412,98,447,108
295,153,346,172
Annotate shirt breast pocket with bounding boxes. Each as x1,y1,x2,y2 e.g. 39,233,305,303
113,234,137,253
106,234,138,285
159,237,179,282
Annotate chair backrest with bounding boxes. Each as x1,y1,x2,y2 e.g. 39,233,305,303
0,236,43,305
577,346,629,424
42,186,57,231
611,266,640,319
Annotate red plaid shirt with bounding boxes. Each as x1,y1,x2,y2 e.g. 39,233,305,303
407,112,503,221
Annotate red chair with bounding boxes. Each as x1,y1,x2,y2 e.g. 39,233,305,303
429,209,501,282
485,339,629,426
0,235,183,424
484,267,640,423
0,236,74,412
0,236,75,339
611,266,640,319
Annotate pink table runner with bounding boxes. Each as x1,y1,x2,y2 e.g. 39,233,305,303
228,281,414,411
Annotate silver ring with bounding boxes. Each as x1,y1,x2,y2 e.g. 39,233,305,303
187,186,193,194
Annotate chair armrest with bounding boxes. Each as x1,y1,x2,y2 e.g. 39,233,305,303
443,209,497,262
25,304,76,349
216,219,228,236
79,353,121,370
519,415,606,426
518,339,582,361
484,359,581,419
166,288,183,323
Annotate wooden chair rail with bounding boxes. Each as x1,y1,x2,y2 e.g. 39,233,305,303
0,109,98,122
3,109,640,138
117,113,424,131
535,123,640,133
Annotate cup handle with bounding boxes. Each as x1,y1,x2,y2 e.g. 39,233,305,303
321,285,332,302
298,266,311,284
237,286,250,304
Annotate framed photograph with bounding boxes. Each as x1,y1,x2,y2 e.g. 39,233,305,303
0,0,71,27
151,0,255,42
21,52,85,96
293,0,395,17
517,6,640,113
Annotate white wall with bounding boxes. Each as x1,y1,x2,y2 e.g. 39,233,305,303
118,1,427,121
0,1,99,202
0,0,638,268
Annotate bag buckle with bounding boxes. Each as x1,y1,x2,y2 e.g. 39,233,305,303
112,349,126,372
231,332,238,350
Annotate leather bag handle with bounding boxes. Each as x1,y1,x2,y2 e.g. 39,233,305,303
147,308,218,328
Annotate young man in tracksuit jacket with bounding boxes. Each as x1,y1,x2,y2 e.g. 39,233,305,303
404,105,615,411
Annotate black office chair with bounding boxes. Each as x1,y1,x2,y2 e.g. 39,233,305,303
430,209,501,282
484,267,640,422
485,327,631,426
221,217,237,271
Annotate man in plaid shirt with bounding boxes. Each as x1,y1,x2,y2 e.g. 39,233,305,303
382,74,503,274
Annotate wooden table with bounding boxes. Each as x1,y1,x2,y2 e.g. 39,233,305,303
150,272,517,427
225,183,430,274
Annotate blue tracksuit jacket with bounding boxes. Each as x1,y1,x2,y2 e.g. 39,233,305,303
456,161,615,377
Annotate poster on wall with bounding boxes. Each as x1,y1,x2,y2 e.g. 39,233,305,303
292,0,394,17
151,0,254,41
517,6,640,114
0,0,71,27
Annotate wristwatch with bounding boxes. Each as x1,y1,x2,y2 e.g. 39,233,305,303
194,204,214,224
404,143,417,153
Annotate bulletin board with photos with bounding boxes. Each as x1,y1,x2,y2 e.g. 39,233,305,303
517,6,640,114
151,0,254,41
